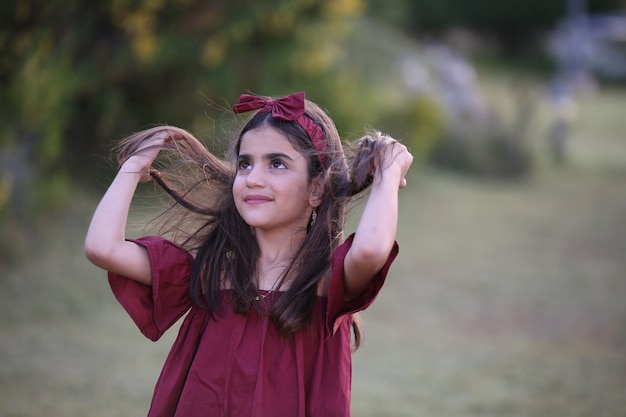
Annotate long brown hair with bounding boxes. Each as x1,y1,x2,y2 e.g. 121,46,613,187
115,98,392,349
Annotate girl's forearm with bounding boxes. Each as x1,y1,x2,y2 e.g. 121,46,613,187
84,162,143,269
344,169,402,298
353,173,399,261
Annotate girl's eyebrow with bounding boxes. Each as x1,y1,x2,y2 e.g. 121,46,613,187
265,152,295,161
238,152,296,161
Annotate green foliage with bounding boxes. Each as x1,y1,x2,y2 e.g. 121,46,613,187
0,0,373,263
366,0,626,48
375,95,444,160
406,0,566,32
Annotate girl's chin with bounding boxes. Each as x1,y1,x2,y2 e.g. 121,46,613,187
243,219,272,230
240,214,267,226
244,220,309,234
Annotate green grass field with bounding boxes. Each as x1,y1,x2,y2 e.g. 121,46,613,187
1,86,625,416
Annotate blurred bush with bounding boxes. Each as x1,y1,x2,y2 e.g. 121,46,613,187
375,95,444,159
429,87,537,178
0,0,376,266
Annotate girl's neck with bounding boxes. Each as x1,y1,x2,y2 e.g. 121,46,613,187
255,228,305,259
254,228,306,290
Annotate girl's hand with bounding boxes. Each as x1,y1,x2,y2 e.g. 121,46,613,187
377,135,413,189
120,129,177,183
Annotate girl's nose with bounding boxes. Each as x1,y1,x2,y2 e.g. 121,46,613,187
246,165,265,187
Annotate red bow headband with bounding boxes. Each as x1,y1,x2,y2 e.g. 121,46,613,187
233,92,327,168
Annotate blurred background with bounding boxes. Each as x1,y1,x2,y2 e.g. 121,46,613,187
1,0,625,416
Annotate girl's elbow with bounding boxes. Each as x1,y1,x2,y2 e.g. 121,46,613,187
84,239,113,269
356,238,393,261
351,244,391,273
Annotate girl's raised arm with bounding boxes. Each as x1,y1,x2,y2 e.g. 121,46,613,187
343,137,413,299
84,131,169,285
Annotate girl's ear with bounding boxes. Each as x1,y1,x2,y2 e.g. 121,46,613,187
309,176,324,208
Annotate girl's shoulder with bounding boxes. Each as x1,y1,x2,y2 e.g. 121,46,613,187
131,235,195,268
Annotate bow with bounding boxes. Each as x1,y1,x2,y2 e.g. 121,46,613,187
233,92,306,121
232,92,327,168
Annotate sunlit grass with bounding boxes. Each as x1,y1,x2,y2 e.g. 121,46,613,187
351,165,626,417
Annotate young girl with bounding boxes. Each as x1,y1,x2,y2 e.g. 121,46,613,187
85,91,412,417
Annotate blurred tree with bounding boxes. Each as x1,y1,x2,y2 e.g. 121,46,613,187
366,0,625,49
0,0,368,265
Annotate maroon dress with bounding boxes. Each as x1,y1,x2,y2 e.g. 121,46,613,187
108,234,398,417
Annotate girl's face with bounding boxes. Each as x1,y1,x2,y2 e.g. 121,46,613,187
233,125,319,234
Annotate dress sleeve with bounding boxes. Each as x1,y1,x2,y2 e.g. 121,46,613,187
325,233,399,336
108,236,194,342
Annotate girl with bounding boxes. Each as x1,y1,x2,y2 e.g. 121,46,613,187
85,91,412,417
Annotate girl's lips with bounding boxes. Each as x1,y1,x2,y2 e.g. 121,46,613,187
243,195,272,204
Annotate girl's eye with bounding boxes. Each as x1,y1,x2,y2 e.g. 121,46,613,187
270,159,286,169
237,159,251,170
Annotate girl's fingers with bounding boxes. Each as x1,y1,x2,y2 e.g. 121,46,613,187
136,129,185,182
154,128,180,144
137,128,179,153
134,129,178,163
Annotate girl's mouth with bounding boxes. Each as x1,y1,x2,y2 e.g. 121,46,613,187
243,195,272,204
